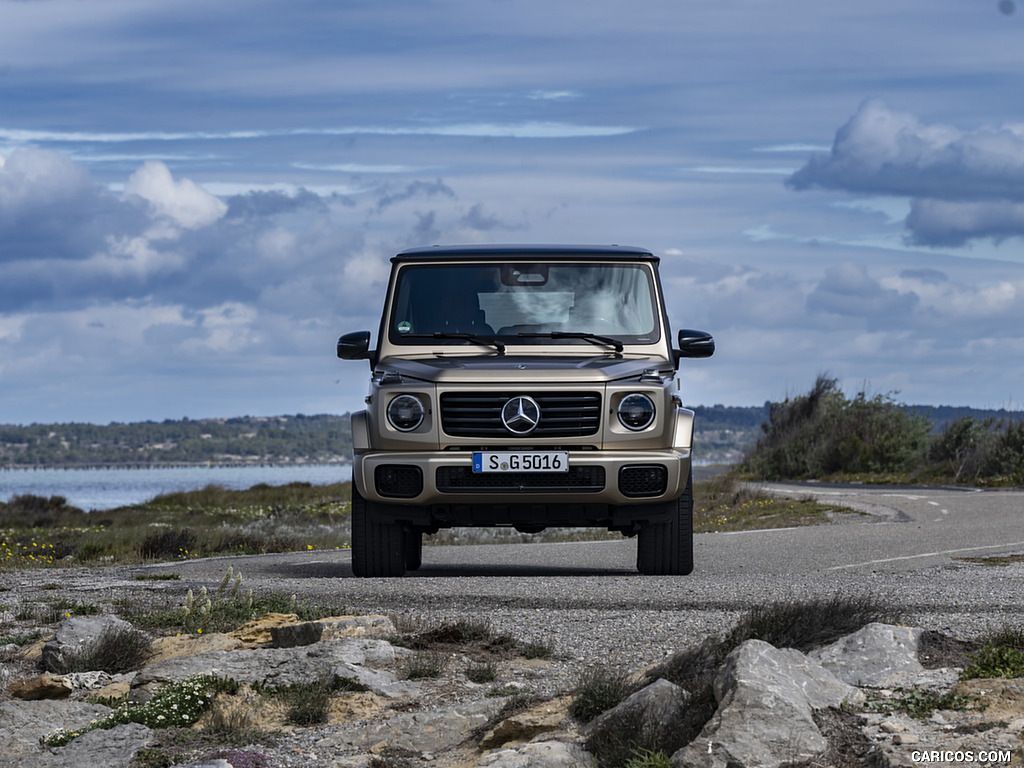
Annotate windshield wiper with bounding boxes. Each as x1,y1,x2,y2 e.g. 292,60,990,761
517,331,624,353
405,332,506,356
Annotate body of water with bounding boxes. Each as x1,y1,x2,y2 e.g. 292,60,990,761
0,464,352,511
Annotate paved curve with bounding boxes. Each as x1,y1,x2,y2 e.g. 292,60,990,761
143,483,1024,669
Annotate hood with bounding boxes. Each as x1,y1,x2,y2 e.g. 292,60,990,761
374,354,672,384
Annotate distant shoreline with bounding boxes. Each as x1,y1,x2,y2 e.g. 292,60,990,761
0,460,351,472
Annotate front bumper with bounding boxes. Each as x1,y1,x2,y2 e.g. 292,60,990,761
354,447,691,511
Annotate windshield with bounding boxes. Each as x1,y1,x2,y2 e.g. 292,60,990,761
388,261,660,346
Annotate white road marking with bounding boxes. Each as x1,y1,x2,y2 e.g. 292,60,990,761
827,540,1024,570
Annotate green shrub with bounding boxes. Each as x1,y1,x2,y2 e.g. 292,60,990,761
404,651,449,680
960,623,1024,680
45,623,153,675
140,527,197,559
569,665,631,723
742,376,931,480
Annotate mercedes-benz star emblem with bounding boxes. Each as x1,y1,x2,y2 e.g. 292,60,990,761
501,396,540,435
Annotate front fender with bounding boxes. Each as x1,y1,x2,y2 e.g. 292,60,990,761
351,410,371,454
672,407,695,451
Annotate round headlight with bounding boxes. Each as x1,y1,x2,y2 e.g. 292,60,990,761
618,393,655,431
387,394,425,431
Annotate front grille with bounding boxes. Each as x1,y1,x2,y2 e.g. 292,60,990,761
440,392,601,438
618,465,668,498
375,465,423,498
436,466,605,493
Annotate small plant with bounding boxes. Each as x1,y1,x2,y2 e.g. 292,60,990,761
466,661,498,683
623,748,672,768
277,679,334,726
486,683,533,698
178,566,256,634
134,573,181,581
864,687,980,720
521,639,555,659
569,665,632,723
140,527,198,560
962,644,1024,680
46,623,153,675
961,624,1024,680
404,650,449,680
43,673,237,746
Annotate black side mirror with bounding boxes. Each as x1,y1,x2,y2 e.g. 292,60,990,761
676,329,715,361
337,330,372,360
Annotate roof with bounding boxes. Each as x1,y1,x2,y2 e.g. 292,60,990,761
392,243,658,262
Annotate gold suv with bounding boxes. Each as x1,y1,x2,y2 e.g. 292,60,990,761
337,244,714,576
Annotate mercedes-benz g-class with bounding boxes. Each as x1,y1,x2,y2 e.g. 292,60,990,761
337,244,714,576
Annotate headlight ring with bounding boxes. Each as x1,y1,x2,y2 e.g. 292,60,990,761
617,393,656,431
387,394,425,431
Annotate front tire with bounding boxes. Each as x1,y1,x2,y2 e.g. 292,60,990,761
636,469,694,576
351,484,406,577
404,529,423,571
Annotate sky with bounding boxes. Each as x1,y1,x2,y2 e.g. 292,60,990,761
3,0,1024,425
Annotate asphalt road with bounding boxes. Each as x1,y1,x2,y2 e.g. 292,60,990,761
143,482,1023,669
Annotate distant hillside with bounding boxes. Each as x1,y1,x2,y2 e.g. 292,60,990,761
0,414,353,468
2,403,1020,468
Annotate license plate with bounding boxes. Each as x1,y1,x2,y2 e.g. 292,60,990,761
472,451,569,473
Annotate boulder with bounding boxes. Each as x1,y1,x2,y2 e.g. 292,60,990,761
323,698,504,754
475,740,591,768
479,696,572,749
0,700,113,767
226,612,299,645
672,639,865,768
809,623,926,687
585,678,689,752
146,632,246,665
271,614,396,648
41,615,136,673
130,638,397,702
8,673,74,700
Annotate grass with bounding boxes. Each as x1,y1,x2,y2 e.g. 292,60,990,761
0,475,840,572
118,567,352,636
0,481,354,571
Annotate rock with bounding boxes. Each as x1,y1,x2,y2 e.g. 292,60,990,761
272,614,396,648
42,722,154,768
130,638,397,702
8,673,74,700
226,612,299,645
809,623,926,687
0,700,112,767
585,678,689,752
479,696,572,749
146,632,246,665
333,660,422,698
672,639,866,768
325,698,504,754
41,615,136,673
475,740,591,768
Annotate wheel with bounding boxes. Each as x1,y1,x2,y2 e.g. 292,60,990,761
350,484,406,577
636,469,694,576
404,529,423,571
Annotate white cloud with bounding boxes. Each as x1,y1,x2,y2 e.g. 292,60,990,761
123,161,227,229
788,100,1024,245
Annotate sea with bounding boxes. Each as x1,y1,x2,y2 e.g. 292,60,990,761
0,464,352,512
